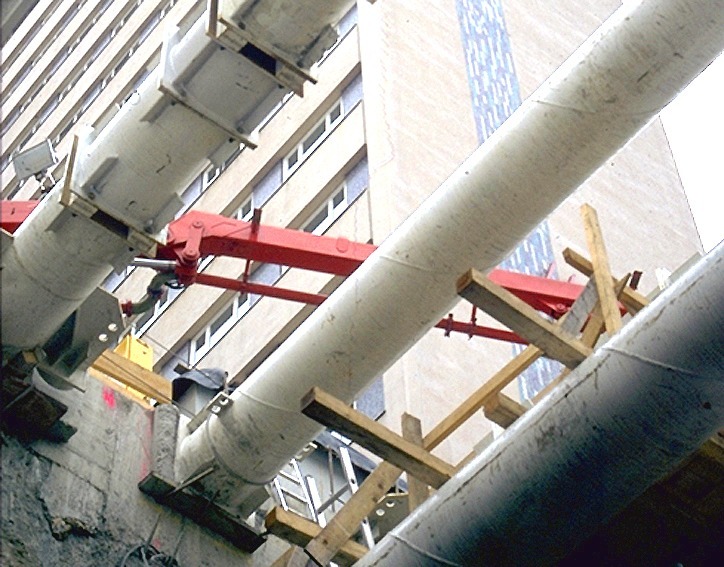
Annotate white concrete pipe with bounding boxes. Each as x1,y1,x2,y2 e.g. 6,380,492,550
175,0,724,513
356,243,724,566
1,0,354,351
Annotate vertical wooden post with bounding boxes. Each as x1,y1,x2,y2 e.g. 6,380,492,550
581,204,623,334
401,413,430,511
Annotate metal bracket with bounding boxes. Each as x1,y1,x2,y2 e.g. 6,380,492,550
158,26,259,148
207,0,317,97
54,135,159,256
187,391,234,433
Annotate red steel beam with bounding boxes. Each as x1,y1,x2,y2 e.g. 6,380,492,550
161,210,585,316
194,273,529,345
160,210,376,277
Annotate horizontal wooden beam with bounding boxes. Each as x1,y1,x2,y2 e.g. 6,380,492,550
91,349,172,404
483,393,527,429
301,387,454,488
533,274,630,404
265,506,366,566
562,247,649,315
457,269,592,369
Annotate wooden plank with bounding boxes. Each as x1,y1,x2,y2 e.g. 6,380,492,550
303,461,403,565
401,413,430,511
457,269,592,369
483,393,527,429
139,472,265,553
301,387,454,488
91,349,172,403
425,344,542,449
265,507,366,566
580,204,623,334
269,545,311,567
562,247,649,315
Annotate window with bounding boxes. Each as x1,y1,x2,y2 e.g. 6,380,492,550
303,184,347,235
202,165,221,190
235,196,254,222
189,292,250,363
283,100,344,179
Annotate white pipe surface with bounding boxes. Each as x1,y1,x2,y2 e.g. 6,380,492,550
356,243,724,566
176,0,724,512
1,1,354,350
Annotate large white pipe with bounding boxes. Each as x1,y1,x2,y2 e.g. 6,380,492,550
176,0,724,512
1,1,354,350
356,243,724,566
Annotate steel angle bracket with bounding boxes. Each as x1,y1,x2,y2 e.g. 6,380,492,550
53,135,159,257
186,391,234,433
158,26,259,149
207,0,317,97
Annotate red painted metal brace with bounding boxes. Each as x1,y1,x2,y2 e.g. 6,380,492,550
157,211,592,343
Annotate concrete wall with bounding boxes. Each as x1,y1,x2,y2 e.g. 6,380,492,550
1,378,287,565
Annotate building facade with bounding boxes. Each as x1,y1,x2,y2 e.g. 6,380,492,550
1,0,704,563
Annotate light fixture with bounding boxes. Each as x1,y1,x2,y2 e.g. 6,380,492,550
11,140,58,181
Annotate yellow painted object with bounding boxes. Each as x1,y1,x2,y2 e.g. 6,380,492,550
89,336,171,407
114,335,154,369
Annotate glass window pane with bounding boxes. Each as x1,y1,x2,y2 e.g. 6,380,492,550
332,187,345,208
210,304,234,336
304,208,328,233
302,121,326,153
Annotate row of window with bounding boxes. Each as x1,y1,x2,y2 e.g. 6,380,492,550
4,0,178,197
283,100,343,179
3,0,124,147
5,0,101,103
190,292,251,362
183,171,361,367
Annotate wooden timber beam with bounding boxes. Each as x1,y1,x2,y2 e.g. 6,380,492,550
457,269,593,369
483,393,528,429
91,349,172,404
533,274,629,405
301,387,454,488
401,413,431,511
302,461,403,566
580,204,623,334
563,247,649,315
265,507,366,566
